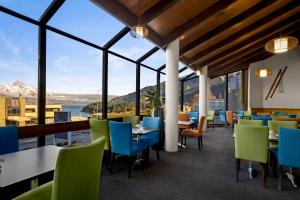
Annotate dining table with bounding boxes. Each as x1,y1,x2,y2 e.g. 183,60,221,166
0,145,61,199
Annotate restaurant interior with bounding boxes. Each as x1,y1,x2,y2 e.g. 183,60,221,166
0,0,300,199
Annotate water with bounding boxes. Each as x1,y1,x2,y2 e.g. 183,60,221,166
62,104,89,117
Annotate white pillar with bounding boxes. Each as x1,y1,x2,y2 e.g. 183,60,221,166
199,66,208,130
165,38,179,152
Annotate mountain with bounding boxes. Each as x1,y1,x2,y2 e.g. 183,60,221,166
0,81,117,105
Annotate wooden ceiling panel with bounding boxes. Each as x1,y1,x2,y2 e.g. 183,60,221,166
148,0,216,37
180,0,261,48
118,0,159,14
187,5,300,63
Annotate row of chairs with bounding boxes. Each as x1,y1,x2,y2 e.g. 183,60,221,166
90,116,161,178
235,119,300,190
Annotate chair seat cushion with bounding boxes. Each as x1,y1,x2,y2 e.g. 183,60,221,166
131,141,148,155
14,182,53,200
181,129,199,137
139,131,159,146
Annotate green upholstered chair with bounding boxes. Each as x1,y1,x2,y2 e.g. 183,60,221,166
268,120,297,134
238,119,263,126
207,111,215,128
243,111,252,119
235,125,269,187
14,137,106,200
89,119,110,150
123,116,140,127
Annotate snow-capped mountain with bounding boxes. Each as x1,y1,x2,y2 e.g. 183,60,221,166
0,81,37,97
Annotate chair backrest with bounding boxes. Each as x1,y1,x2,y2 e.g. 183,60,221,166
89,119,110,150
0,126,19,155
123,116,140,127
143,117,160,129
268,120,297,134
244,111,252,117
277,117,299,122
234,125,269,163
219,111,226,123
226,111,233,124
278,128,300,168
207,110,215,117
251,115,272,126
197,116,206,135
52,137,106,200
238,119,263,126
189,112,199,126
178,113,189,121
109,121,132,155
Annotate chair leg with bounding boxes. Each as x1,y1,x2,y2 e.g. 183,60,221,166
212,119,215,129
110,153,115,174
236,159,240,181
200,136,203,148
128,156,134,178
180,134,183,148
184,135,187,145
106,150,111,170
261,163,267,187
197,137,201,151
278,166,283,191
156,149,160,160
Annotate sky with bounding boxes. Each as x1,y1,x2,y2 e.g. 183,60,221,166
0,0,191,96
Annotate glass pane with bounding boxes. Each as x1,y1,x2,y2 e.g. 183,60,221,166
142,49,165,69
0,0,53,20
208,76,226,111
48,0,125,46
108,54,136,118
46,31,103,124
228,71,243,112
183,78,199,112
179,67,194,78
110,33,155,60
0,13,38,148
160,74,165,107
140,67,157,115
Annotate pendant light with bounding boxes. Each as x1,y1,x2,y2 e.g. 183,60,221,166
130,0,149,38
265,0,298,54
196,66,201,76
255,60,272,78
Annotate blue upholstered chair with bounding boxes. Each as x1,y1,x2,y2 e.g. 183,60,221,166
237,111,244,120
277,128,300,190
139,117,161,159
189,112,199,128
0,126,19,155
219,111,226,124
109,121,148,178
251,115,272,126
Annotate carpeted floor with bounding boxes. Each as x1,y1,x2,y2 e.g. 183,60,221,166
100,128,300,200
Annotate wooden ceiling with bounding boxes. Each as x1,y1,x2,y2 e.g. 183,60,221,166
92,0,300,77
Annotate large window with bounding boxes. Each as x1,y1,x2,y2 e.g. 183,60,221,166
46,31,102,122
228,71,243,112
208,76,226,111
107,54,136,117
183,78,199,112
140,67,157,115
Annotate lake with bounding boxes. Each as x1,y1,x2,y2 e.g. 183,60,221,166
62,104,89,117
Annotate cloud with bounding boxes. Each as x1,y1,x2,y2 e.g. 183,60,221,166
53,56,85,73
0,31,20,55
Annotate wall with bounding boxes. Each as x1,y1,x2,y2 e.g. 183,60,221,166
248,46,300,109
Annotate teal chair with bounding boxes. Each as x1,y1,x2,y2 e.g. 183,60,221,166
235,125,269,187
14,138,106,200
0,126,19,155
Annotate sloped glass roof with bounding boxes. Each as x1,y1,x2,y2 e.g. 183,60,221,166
0,0,53,20
110,33,155,60
142,49,165,69
48,0,125,46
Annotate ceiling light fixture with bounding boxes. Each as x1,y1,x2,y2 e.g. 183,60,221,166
265,0,298,54
130,0,148,38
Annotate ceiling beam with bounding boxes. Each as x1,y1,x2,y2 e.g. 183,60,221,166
180,0,278,55
136,47,159,63
40,0,65,24
157,64,166,71
179,66,188,73
209,27,300,72
189,13,300,68
187,1,300,65
162,0,236,46
91,0,163,46
180,72,196,81
140,0,178,24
